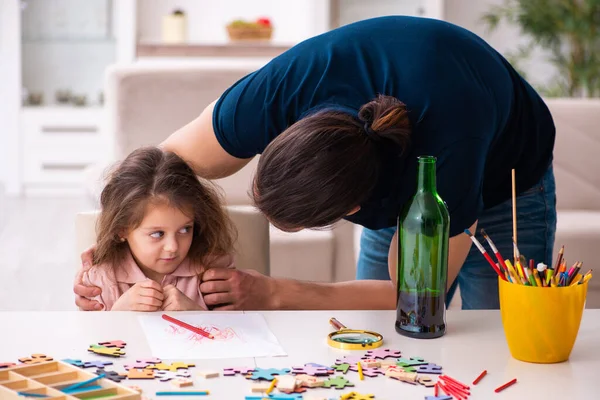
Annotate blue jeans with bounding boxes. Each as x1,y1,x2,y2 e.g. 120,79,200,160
356,165,557,309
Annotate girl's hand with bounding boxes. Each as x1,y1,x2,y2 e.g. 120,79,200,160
162,285,203,311
112,280,164,311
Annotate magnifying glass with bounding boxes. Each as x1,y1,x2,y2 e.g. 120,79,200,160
327,317,384,350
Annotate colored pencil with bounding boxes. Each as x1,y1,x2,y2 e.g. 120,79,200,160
440,375,470,390
357,359,364,380
472,369,487,385
465,230,506,280
61,373,105,393
481,229,509,273
495,378,517,393
162,314,214,339
16,394,49,398
266,378,277,395
553,245,564,277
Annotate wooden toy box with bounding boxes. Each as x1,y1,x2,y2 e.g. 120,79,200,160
0,361,140,399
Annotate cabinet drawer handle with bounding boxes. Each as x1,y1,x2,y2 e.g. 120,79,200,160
41,126,97,134
42,163,89,171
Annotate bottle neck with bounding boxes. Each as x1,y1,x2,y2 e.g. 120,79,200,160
416,156,437,193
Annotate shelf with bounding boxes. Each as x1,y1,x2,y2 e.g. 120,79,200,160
136,42,293,58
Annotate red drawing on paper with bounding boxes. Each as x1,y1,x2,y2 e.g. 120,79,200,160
165,323,243,344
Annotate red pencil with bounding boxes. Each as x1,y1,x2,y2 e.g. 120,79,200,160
473,369,487,385
495,378,517,393
465,230,507,281
481,229,508,273
162,314,214,339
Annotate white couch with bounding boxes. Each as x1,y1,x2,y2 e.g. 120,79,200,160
546,99,600,308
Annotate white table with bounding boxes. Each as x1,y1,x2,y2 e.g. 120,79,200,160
0,310,597,399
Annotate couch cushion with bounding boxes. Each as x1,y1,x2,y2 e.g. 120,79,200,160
545,99,600,211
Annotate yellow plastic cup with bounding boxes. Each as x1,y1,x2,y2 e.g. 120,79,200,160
498,277,588,363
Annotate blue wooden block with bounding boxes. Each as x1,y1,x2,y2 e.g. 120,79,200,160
425,396,452,400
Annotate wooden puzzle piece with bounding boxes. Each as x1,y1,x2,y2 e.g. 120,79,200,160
124,369,155,379
322,376,355,389
155,370,191,382
385,365,410,378
247,367,291,381
295,374,325,388
335,356,363,366
360,359,381,368
95,369,126,383
88,345,125,358
418,375,436,387
147,362,195,372
291,365,334,376
379,359,399,368
97,340,127,348
18,354,53,364
364,348,401,360
62,359,84,368
388,371,418,384
0,362,16,369
331,363,350,374
251,382,271,393
197,370,219,378
171,377,193,388
349,365,384,377
83,360,113,369
425,396,452,400
124,361,154,370
277,375,299,391
416,363,443,374
395,357,427,367
280,386,307,394
346,392,375,400
223,367,256,376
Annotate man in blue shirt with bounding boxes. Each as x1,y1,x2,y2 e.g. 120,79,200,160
75,16,555,311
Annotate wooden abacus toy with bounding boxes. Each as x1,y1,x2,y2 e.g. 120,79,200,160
0,360,140,399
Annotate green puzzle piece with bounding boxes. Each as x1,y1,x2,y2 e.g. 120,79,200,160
331,363,350,374
323,376,354,389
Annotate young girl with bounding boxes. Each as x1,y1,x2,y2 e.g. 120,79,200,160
82,147,235,311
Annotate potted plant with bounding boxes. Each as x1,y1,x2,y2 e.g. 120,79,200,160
482,0,600,97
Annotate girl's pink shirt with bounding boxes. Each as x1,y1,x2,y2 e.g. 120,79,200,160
82,250,233,311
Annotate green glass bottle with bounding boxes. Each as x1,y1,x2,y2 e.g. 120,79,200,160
395,156,449,339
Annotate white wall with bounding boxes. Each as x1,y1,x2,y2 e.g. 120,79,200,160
136,0,330,44
443,0,556,90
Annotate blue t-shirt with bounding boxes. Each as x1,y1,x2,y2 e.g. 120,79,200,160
213,16,555,237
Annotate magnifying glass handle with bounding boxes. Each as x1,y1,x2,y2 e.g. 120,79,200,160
329,317,347,330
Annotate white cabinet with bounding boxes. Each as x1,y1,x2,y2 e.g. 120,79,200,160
20,108,109,188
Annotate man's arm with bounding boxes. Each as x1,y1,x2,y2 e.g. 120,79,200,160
272,279,396,310
160,100,253,179
387,221,477,289
200,268,396,310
